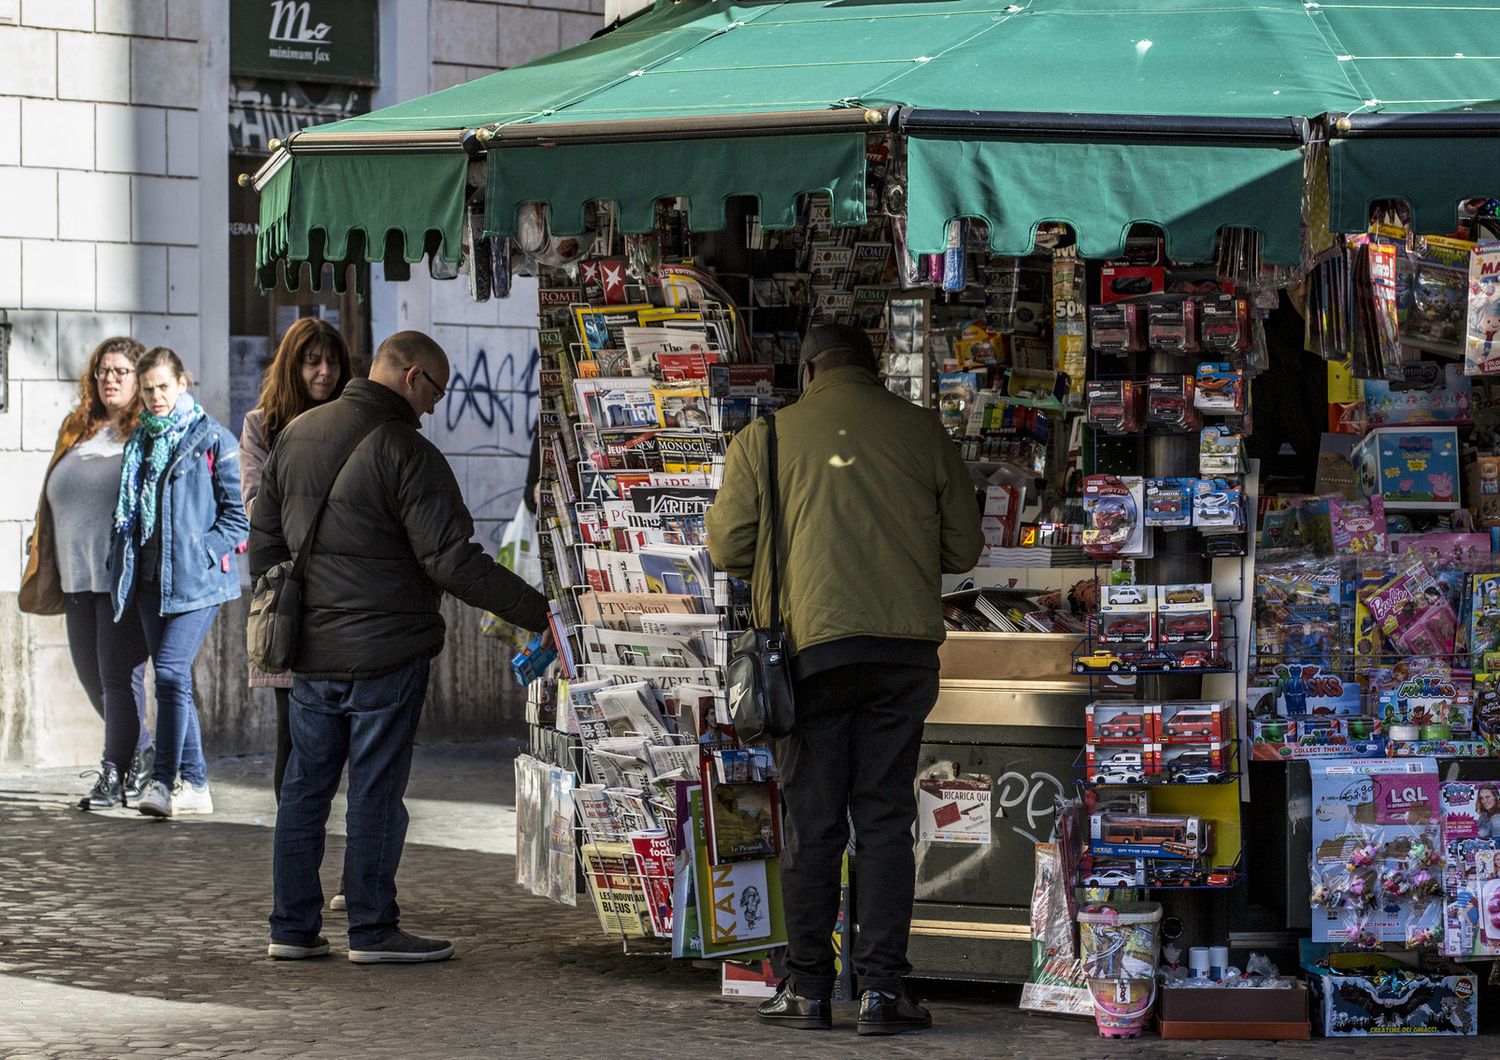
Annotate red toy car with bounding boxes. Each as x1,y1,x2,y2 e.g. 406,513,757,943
1098,717,1144,739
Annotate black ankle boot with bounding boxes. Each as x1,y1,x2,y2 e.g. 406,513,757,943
757,981,832,1030
124,747,154,799
79,762,125,811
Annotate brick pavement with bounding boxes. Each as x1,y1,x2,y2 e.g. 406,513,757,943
0,742,1493,1059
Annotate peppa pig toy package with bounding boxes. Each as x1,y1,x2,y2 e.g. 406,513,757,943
1353,427,1461,510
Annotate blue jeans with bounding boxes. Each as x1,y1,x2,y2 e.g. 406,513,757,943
270,656,430,948
136,595,217,787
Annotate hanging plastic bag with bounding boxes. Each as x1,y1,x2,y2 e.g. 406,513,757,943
480,497,542,646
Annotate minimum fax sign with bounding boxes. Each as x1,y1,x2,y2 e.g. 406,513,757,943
231,0,379,86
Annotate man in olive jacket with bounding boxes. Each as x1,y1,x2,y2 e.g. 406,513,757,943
706,324,982,1035
250,330,548,965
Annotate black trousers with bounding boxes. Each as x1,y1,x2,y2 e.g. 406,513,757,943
773,663,938,998
62,591,150,769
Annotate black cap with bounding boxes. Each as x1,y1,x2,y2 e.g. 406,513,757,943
800,323,878,372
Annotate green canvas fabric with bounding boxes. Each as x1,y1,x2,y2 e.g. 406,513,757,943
483,133,867,238
907,135,1307,264
1331,137,1500,236
259,0,1500,283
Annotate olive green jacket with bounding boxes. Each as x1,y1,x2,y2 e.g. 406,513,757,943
706,366,983,654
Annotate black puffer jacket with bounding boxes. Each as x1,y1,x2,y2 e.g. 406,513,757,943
248,378,548,679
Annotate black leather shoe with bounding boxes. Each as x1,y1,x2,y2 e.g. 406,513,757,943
78,762,124,811
124,747,154,799
757,981,832,1030
857,989,932,1036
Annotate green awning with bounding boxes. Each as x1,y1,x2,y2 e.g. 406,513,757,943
1331,136,1500,236
256,0,1500,284
907,136,1306,264
256,152,467,292
483,133,867,238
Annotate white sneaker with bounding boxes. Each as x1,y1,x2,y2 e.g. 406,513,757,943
173,781,214,816
137,779,173,818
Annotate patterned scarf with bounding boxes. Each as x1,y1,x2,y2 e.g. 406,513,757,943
114,393,204,542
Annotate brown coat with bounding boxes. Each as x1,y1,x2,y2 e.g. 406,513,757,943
19,419,87,615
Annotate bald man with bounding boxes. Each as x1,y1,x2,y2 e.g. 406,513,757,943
250,330,549,965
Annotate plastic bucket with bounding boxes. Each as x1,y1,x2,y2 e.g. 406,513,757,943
1077,902,1163,980
1087,977,1156,1039
1077,902,1162,1037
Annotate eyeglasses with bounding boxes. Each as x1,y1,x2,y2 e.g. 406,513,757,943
418,367,446,401
95,366,135,380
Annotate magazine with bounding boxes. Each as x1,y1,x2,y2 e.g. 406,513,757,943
629,829,676,938
581,626,704,668
580,841,653,938
1466,242,1500,375
576,591,703,631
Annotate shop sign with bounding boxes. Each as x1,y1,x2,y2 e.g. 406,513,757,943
231,0,378,85
918,777,992,843
230,79,370,155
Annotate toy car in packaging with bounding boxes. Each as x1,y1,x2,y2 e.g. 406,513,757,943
1144,478,1194,527
1158,743,1230,783
1160,583,1214,609
1147,374,1202,431
1198,294,1251,353
1082,475,1145,557
1157,701,1229,743
1088,303,1147,354
1193,362,1246,414
1146,298,1201,354
1159,609,1217,644
1090,812,1207,859
1101,583,1155,610
1097,610,1155,645
1086,701,1151,745
1085,379,1144,434
1199,424,1247,476
1087,746,1150,784
1193,478,1244,531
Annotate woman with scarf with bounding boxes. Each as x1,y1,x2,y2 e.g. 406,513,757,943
111,347,249,819
239,317,351,804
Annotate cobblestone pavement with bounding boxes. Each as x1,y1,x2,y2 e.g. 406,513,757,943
0,742,1494,1059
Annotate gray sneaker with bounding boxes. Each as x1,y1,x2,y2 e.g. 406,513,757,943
172,780,213,816
348,930,454,964
136,779,173,818
267,936,331,960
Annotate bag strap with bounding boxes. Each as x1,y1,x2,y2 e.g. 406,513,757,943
290,416,390,580
765,412,783,638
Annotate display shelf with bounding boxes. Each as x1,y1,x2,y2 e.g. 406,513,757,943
1081,861,1245,892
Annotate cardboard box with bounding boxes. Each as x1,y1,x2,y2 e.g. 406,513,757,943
1158,981,1310,1039
1353,427,1460,510
1086,701,1151,745
1157,701,1229,744
1301,943,1477,1036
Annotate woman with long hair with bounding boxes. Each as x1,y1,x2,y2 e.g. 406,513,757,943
21,337,154,809
240,317,352,802
111,347,249,818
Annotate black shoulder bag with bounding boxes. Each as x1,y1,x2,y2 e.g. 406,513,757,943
246,417,387,674
726,413,797,743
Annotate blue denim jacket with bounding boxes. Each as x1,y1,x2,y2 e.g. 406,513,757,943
111,414,250,619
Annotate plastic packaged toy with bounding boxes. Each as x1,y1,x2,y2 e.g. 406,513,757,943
1193,362,1247,414
1089,303,1147,354
1083,475,1146,557
1146,298,1201,354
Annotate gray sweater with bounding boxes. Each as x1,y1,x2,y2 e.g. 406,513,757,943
45,426,126,595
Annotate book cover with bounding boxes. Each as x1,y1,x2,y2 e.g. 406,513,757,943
705,780,781,864
687,786,787,958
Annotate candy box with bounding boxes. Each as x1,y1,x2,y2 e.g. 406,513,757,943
1087,701,1152,745
1156,701,1229,744
1353,427,1461,510
1300,942,1476,1036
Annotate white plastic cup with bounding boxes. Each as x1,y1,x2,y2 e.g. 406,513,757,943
1188,947,1210,978
1209,945,1229,980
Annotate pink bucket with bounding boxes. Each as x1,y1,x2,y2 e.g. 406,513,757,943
1087,977,1156,1038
